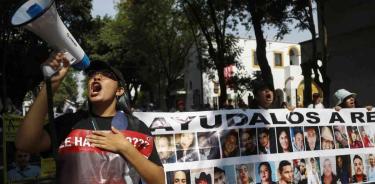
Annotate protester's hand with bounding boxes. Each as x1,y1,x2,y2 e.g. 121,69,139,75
87,127,133,153
366,105,373,111
43,52,70,83
286,105,296,111
334,106,342,111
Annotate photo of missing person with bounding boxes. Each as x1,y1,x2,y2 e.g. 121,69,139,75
175,133,199,162
306,157,321,184
333,126,349,149
367,154,375,182
155,134,176,164
276,127,293,153
336,155,351,184
304,126,320,151
291,127,305,152
276,160,293,184
255,162,276,184
320,156,339,184
220,129,240,158
320,126,335,150
359,126,374,147
214,166,236,184
191,168,214,184
6,142,41,182
351,154,367,183
347,126,364,149
257,127,277,154
293,159,307,184
239,128,258,156
167,170,191,184
197,132,220,160
236,164,256,184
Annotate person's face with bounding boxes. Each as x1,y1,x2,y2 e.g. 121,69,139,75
315,96,322,104
157,137,171,160
199,136,210,149
239,165,250,183
321,138,334,149
180,133,194,149
351,132,357,141
306,129,317,148
259,132,269,148
259,164,270,182
256,89,274,109
354,158,364,176
280,165,293,183
337,157,343,168
311,159,316,169
224,134,238,154
87,70,123,106
344,96,355,108
241,132,254,150
299,162,306,173
279,131,290,151
323,160,332,176
214,171,226,184
334,131,343,142
15,151,30,168
295,132,303,149
174,171,187,184
369,155,375,167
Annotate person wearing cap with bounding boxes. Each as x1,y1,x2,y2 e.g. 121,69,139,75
333,89,372,111
15,53,164,184
195,172,212,184
320,126,335,150
307,93,324,109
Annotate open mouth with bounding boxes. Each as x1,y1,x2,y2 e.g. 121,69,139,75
91,82,102,94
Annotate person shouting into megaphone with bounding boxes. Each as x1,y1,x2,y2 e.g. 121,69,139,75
15,52,165,184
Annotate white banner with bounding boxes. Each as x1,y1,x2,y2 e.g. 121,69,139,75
134,108,375,184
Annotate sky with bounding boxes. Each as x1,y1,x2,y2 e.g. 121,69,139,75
91,0,311,43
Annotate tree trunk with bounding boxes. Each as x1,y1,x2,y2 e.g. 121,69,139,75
248,1,274,89
317,0,331,107
217,62,227,109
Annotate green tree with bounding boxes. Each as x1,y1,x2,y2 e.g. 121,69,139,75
234,0,291,90
289,0,330,106
0,0,93,111
97,0,196,110
180,0,242,108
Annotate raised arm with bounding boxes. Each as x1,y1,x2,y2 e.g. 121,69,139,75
15,53,70,153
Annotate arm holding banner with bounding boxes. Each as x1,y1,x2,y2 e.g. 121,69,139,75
15,53,69,153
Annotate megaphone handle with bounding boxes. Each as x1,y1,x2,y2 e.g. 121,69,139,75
41,51,76,78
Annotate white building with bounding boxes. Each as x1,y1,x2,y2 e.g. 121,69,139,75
185,38,303,110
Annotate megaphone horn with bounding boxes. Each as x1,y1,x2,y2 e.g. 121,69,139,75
11,0,90,70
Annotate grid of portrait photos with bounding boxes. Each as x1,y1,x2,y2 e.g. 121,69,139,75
154,125,375,183
165,153,375,184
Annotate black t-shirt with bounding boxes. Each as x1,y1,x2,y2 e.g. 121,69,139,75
45,110,162,183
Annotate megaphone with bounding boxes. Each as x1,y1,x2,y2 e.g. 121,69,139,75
11,0,90,71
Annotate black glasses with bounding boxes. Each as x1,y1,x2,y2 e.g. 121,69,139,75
87,70,118,81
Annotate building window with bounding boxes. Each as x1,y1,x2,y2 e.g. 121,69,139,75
274,52,283,67
252,50,258,66
289,48,299,65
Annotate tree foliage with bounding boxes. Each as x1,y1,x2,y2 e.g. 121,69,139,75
0,0,93,112
180,0,243,108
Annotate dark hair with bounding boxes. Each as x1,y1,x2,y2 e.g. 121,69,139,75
353,155,363,162
258,162,273,182
214,167,225,175
277,127,292,153
278,160,292,173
